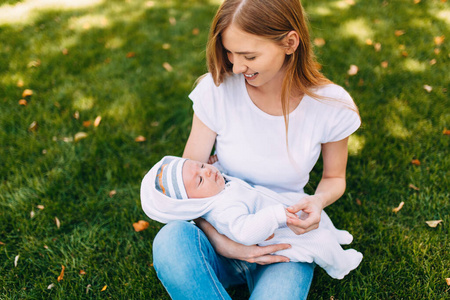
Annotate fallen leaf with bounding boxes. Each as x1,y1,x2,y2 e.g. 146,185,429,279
192,28,199,35
425,220,443,228
392,201,404,213
443,129,450,135
109,190,117,198
151,121,159,127
163,62,173,72
365,39,373,45
101,285,107,292
429,59,437,65
162,43,171,50
434,48,441,55
82,120,91,127
408,183,420,191
395,30,405,37
30,210,35,218
414,0,420,3
135,135,146,142
47,283,55,290
22,89,33,97
446,278,450,286
14,255,19,267
86,284,91,294
169,17,176,25
28,121,38,132
62,48,69,55
94,116,102,127
126,52,136,58
411,159,421,166
17,79,24,87
347,65,358,76
423,85,432,93
44,245,49,249
374,43,381,52
27,59,41,68
57,265,65,282
401,50,408,57
55,217,61,229
381,61,389,68
133,220,150,232
434,35,445,46
19,99,27,106
356,198,362,206
313,38,326,47
74,111,80,120
79,270,86,275
146,1,155,8
0,241,5,245
74,132,88,142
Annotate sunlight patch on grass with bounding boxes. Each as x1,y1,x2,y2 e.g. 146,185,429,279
306,6,333,16
348,134,365,156
385,114,411,138
401,58,427,73
0,0,104,26
339,18,374,43
73,93,95,111
435,9,450,25
68,14,110,32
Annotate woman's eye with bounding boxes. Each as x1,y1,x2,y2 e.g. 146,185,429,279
245,56,256,61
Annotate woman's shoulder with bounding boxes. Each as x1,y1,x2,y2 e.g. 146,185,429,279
195,73,243,89
306,83,356,110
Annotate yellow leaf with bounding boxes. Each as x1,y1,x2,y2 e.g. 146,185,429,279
19,99,27,106
374,43,381,52
126,52,136,58
57,265,65,282
446,278,450,286
55,217,61,229
79,270,86,275
135,135,146,142
94,116,102,127
429,59,437,65
392,201,404,213
423,85,432,93
163,62,173,72
62,48,69,55
82,120,91,127
74,132,88,142
425,220,443,228
17,79,24,87
381,61,389,68
101,285,107,292
27,59,41,68
162,43,171,50
434,35,445,46
443,129,450,135
109,190,117,198
28,121,38,132
22,89,33,98
192,28,200,35
133,220,150,232
313,38,326,47
365,39,373,45
408,183,420,191
347,65,358,76
395,30,405,37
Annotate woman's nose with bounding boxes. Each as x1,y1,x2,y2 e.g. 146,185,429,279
232,58,247,74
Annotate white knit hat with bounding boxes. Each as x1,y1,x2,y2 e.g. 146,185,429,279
154,156,188,199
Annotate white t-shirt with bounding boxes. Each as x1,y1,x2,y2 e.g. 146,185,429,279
189,73,361,193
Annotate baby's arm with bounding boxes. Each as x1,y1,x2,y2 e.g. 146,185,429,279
208,202,287,246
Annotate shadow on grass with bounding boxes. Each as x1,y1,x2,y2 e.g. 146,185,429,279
0,0,448,299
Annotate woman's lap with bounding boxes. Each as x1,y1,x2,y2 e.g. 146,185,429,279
152,221,314,300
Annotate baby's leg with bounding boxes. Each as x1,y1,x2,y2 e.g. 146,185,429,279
319,211,353,245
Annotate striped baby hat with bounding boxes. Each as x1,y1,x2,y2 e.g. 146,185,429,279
154,156,188,199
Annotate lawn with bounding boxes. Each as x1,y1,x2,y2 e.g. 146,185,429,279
0,0,449,299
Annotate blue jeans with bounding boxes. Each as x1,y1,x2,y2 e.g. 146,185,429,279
152,221,314,300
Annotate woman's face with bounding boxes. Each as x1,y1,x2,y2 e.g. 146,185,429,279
222,24,288,89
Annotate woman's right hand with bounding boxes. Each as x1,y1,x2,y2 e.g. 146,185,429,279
195,218,291,265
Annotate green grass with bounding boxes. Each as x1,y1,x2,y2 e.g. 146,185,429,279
0,0,448,299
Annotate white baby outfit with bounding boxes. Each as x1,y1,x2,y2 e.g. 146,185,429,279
141,159,363,279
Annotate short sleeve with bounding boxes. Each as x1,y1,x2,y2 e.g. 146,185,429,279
188,74,221,133
324,89,361,143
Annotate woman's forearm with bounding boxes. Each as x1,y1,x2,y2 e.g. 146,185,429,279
314,177,346,209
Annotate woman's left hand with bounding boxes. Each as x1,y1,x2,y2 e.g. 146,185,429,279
286,195,324,235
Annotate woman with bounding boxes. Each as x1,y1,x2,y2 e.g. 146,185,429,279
152,0,361,299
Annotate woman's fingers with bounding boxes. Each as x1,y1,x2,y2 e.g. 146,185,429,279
245,243,291,264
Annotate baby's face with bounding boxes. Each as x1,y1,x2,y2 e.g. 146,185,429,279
182,160,225,198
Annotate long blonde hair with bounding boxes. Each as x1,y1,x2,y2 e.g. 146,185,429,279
206,0,336,132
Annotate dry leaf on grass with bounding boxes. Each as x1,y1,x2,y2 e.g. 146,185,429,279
392,201,404,213
22,89,33,97
0,241,5,245
79,270,86,275
109,190,117,198
443,129,450,135
57,265,65,281
101,285,108,292
74,132,88,142
47,283,55,290
347,65,358,76
94,116,102,127
423,85,433,93
14,255,19,267
434,35,445,46
408,184,420,191
55,217,61,229
126,52,136,58
395,30,405,37
411,159,421,166
313,38,326,47
135,135,146,142
19,99,27,106
28,121,38,132
192,28,200,35
446,278,450,286
163,62,173,72
133,220,150,232
425,220,443,228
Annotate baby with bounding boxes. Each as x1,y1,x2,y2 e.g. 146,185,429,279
141,156,363,279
